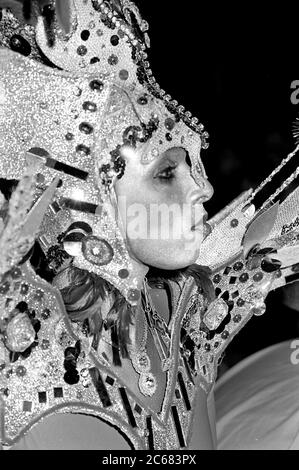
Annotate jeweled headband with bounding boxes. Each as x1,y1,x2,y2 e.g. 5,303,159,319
0,0,209,304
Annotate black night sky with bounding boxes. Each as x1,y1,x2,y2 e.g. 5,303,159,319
134,1,299,362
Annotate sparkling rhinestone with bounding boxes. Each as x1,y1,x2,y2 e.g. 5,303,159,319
108,54,118,65
79,122,94,135
119,69,129,80
230,218,239,228
110,35,119,46
118,269,129,279
128,289,140,302
165,133,173,142
80,368,89,378
11,267,22,279
239,273,249,283
74,87,82,97
90,57,100,64
253,272,264,282
16,366,26,377
77,45,87,56
65,132,74,141
221,331,229,340
41,308,51,320
165,117,175,131
252,305,266,316
233,314,242,323
41,339,50,350
34,289,44,301
19,283,29,295
0,281,10,294
76,144,91,156
213,274,221,284
83,101,97,112
233,261,243,271
137,95,148,105
89,79,104,92
81,30,90,41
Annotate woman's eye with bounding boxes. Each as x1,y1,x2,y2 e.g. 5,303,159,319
155,166,177,182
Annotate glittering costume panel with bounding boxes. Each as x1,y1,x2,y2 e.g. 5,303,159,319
1,267,207,450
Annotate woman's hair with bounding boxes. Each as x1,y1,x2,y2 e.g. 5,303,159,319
51,261,215,366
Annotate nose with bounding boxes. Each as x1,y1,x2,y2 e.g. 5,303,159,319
189,177,214,204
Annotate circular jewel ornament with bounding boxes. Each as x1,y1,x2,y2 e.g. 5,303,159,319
82,236,114,266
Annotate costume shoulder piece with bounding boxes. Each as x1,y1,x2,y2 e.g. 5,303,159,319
186,146,299,384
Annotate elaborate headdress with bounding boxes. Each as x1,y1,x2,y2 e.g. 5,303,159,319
0,0,209,304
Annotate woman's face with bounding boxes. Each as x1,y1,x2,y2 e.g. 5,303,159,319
114,146,214,270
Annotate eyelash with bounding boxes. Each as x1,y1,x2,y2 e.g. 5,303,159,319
156,165,177,182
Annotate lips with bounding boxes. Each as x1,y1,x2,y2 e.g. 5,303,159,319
191,211,208,231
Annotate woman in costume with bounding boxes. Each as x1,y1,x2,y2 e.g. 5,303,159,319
0,0,299,450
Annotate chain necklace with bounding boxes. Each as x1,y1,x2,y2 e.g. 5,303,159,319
142,278,172,372
128,278,173,397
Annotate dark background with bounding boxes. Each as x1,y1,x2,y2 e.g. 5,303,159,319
135,1,299,366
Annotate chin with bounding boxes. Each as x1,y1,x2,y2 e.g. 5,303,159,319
139,247,200,271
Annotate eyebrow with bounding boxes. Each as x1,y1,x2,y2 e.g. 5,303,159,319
147,147,186,172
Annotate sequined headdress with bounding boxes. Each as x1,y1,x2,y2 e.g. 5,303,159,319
0,0,209,304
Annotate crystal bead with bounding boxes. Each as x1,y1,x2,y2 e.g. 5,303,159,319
239,273,249,283
213,274,221,284
41,339,50,350
118,269,129,279
76,144,91,156
119,69,129,81
230,218,239,228
110,35,119,46
89,80,104,92
237,298,245,307
41,308,51,320
0,281,10,295
83,101,97,112
233,261,243,271
77,45,87,56
253,272,264,282
20,283,29,295
128,289,140,302
108,54,119,65
252,305,266,316
65,132,74,141
165,117,176,131
79,122,94,135
221,331,229,340
16,366,26,377
11,267,22,279
81,30,90,41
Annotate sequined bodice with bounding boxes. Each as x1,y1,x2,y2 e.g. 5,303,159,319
0,247,289,449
